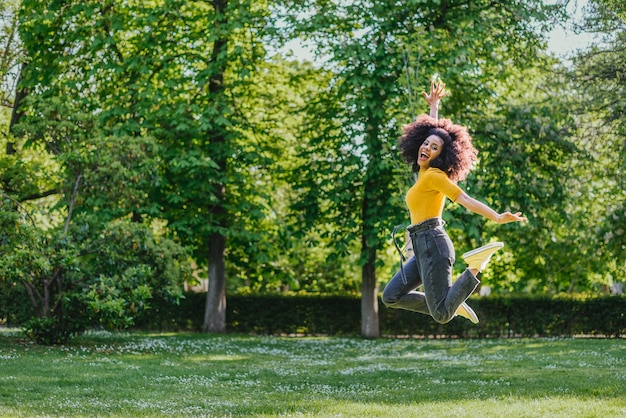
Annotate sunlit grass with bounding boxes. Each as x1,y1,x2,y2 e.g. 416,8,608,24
0,329,624,417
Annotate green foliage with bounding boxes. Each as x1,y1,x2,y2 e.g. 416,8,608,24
556,0,626,291
77,218,191,305
445,67,585,293
22,293,88,345
0,147,58,201
86,270,153,330
22,317,79,346
0,189,192,343
65,216,192,334
0,281,33,326
223,57,366,294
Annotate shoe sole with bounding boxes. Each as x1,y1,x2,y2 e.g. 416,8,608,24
461,242,504,259
458,303,479,324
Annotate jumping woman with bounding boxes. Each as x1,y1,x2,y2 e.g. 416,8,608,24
382,81,527,324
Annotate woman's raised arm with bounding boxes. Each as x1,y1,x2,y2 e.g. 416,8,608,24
421,80,448,120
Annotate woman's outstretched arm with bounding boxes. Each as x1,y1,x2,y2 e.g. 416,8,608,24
456,192,528,224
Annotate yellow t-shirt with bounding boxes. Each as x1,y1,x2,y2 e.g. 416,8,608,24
405,168,463,224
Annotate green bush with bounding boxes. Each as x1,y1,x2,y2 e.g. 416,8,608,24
0,282,35,326
4,288,625,338
0,212,192,344
131,293,626,338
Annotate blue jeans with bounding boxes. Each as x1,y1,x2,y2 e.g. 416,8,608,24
382,218,479,324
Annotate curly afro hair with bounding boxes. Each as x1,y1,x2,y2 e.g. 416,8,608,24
398,114,477,182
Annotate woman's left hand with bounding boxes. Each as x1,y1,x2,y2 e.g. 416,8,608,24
496,211,528,224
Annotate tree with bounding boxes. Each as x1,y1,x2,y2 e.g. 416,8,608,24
7,1,203,341
282,0,564,337
138,0,272,332
16,0,280,334
563,0,626,291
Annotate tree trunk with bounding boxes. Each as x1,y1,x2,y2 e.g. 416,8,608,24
202,0,229,333
360,189,380,339
203,230,226,332
361,250,380,339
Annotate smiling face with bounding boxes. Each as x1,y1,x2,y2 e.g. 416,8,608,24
417,134,444,169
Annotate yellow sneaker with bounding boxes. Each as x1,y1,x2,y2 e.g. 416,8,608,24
462,242,504,271
456,302,479,324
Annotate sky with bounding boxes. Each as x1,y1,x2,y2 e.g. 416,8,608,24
546,0,598,58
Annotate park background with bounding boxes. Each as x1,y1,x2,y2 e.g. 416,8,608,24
0,0,625,343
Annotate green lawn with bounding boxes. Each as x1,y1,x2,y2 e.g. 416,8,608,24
0,329,624,417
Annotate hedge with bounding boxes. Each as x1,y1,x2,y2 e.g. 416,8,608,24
2,285,625,338
136,293,626,338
